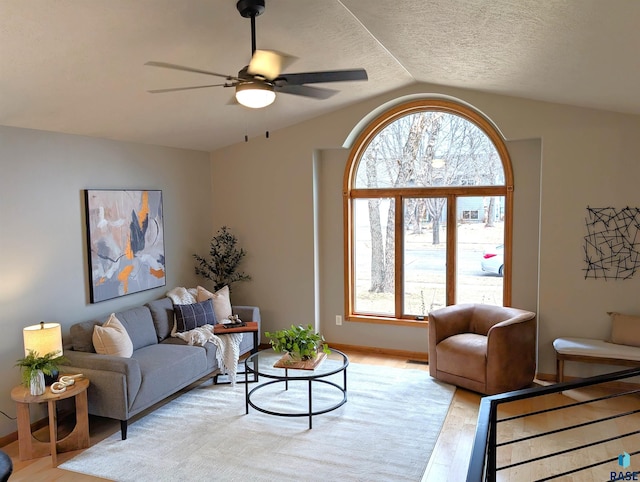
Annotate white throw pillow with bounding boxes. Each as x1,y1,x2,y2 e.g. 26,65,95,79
93,313,134,357
166,286,197,304
197,285,232,321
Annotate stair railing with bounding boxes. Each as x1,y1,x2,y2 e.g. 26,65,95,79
467,367,640,482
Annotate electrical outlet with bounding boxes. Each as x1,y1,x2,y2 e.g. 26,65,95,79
336,315,342,326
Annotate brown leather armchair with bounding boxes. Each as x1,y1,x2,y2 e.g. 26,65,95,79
428,303,537,395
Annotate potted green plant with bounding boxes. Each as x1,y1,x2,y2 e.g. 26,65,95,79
265,324,330,362
15,350,67,396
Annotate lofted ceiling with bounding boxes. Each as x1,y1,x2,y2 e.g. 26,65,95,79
1,0,639,152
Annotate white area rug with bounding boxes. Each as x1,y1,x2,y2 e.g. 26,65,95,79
60,362,455,482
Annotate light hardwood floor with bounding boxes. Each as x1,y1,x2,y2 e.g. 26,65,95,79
2,351,637,481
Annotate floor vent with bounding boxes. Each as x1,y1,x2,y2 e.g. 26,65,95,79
407,359,428,365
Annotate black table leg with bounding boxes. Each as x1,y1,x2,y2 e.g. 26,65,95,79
308,379,313,429
245,358,249,414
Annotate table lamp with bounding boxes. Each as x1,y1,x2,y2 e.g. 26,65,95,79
23,321,63,358
23,321,63,386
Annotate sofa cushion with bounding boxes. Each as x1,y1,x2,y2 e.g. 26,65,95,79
609,312,640,348
174,299,217,332
69,320,101,352
92,313,134,357
128,344,209,413
113,306,158,351
161,336,219,371
197,285,232,321
146,297,175,342
553,337,640,361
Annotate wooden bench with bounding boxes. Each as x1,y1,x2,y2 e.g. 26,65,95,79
553,337,640,382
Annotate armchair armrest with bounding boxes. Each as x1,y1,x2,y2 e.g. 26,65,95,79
487,310,536,348
486,311,537,392
429,304,473,344
428,304,474,378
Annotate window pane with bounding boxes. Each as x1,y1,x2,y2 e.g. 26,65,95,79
403,198,447,316
354,112,504,189
456,196,504,305
353,198,395,315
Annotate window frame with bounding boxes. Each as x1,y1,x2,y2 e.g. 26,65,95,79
342,99,514,326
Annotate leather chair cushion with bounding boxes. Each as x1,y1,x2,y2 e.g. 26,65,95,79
436,333,487,383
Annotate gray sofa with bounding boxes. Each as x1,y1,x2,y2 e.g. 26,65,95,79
62,297,261,439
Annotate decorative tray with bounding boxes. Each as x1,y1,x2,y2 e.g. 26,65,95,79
219,321,246,328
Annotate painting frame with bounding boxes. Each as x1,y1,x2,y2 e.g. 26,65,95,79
84,189,166,303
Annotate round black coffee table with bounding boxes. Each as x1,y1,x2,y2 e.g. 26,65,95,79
244,349,349,429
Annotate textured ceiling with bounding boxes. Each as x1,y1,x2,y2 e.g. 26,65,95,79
1,0,639,151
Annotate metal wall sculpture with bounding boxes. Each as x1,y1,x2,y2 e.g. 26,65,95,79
583,206,640,280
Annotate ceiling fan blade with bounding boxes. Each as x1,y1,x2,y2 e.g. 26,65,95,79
275,68,368,86
275,84,338,99
247,50,296,81
145,61,237,80
147,84,228,94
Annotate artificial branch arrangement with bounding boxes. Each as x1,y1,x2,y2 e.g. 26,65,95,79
265,324,330,361
193,226,251,292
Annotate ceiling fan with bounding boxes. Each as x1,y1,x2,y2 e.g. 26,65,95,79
145,0,368,109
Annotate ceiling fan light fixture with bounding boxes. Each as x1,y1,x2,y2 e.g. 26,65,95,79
235,82,276,108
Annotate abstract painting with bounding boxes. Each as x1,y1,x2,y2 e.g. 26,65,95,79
583,206,640,280
85,190,166,303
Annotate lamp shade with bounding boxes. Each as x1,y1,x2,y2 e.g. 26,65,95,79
23,322,63,357
235,82,276,109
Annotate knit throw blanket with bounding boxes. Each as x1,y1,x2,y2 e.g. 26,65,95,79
167,287,243,385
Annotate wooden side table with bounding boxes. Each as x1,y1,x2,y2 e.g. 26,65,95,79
11,377,90,466
213,321,259,354
213,321,259,384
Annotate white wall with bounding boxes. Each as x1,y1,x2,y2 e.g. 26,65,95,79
508,138,542,313
211,83,640,378
0,126,212,437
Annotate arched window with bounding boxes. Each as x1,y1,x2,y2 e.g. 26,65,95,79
343,99,513,325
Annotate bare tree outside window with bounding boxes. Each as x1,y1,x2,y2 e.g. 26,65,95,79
348,104,511,320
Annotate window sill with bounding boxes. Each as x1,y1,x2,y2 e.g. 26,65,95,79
346,315,429,328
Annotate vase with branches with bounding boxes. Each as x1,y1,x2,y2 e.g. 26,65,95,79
193,226,251,292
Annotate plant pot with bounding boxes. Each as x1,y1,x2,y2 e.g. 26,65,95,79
274,351,328,370
30,369,45,396
287,351,305,362
44,369,59,386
